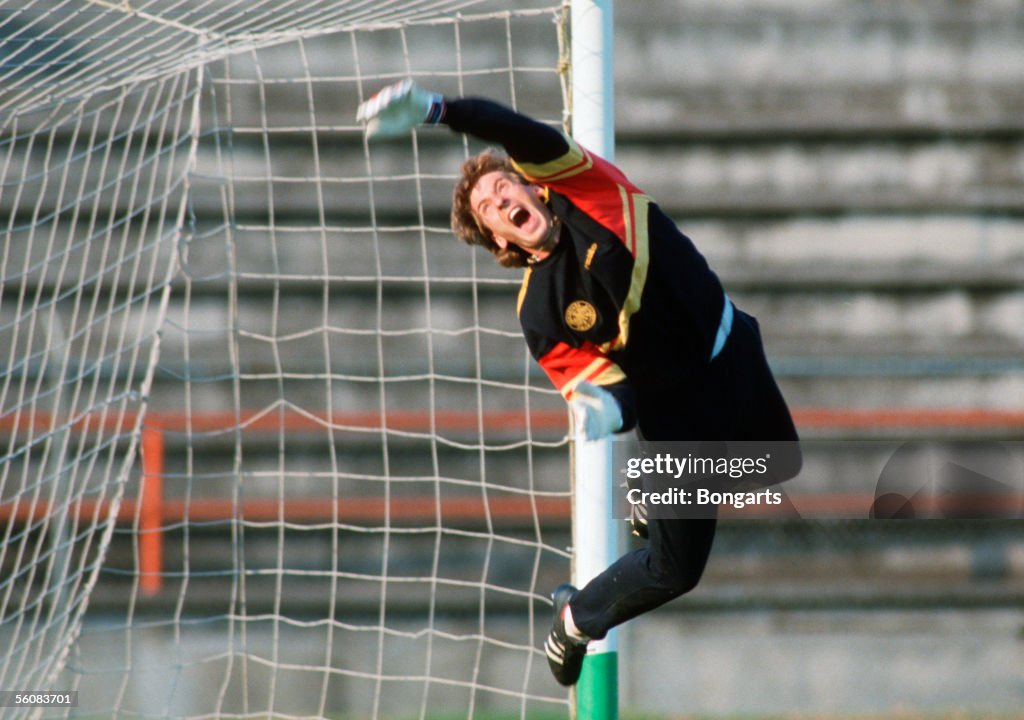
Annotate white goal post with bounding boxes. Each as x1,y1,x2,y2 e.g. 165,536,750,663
568,2,619,719
0,1,618,718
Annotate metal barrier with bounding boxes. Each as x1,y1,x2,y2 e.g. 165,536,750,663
3,406,1024,596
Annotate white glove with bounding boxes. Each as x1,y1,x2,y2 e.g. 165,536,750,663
570,382,623,442
355,79,444,139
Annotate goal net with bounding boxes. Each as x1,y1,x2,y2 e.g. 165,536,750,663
1,2,576,717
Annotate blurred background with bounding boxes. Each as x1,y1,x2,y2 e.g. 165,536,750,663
613,1,1024,714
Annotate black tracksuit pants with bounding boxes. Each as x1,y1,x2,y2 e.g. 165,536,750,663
570,309,799,639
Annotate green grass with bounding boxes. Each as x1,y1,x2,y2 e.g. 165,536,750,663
617,713,1020,720
323,712,1020,720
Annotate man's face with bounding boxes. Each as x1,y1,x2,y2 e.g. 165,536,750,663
469,170,554,254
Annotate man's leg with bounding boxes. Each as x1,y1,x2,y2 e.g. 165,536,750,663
564,515,717,641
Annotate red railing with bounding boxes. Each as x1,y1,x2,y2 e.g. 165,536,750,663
139,426,164,596
3,406,1024,595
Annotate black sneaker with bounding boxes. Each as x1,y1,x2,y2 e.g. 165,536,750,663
545,583,587,686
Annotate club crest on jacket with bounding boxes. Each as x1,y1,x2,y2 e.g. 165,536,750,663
564,300,597,332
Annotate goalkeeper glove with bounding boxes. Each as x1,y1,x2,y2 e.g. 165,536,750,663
356,79,444,139
570,382,623,442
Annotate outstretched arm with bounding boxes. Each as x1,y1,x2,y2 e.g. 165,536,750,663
440,97,568,165
356,80,567,164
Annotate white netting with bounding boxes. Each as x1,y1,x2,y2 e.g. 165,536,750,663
1,2,575,717
0,65,197,710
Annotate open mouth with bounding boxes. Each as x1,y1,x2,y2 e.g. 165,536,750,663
509,207,530,228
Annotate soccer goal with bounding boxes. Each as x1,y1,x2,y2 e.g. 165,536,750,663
0,1,613,718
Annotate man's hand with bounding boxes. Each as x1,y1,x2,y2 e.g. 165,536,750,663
570,382,623,442
356,79,444,139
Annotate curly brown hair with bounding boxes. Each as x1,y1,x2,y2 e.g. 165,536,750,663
450,149,531,268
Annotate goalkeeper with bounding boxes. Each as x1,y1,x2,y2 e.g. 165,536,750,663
358,81,800,687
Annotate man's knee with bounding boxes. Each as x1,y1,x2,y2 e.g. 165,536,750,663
647,550,707,598
645,518,717,598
